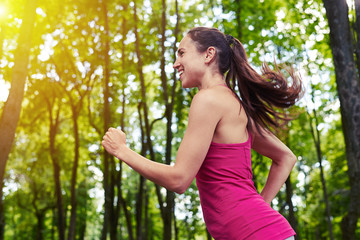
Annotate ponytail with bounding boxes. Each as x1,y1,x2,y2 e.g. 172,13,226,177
187,27,303,133
226,38,303,133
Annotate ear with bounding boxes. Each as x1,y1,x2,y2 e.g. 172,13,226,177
204,46,216,64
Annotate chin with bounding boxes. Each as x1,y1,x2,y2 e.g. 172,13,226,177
181,82,189,88
181,83,193,89
181,80,197,89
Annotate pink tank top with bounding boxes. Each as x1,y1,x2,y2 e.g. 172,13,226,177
196,133,295,240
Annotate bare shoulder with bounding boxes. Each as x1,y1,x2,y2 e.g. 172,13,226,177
190,88,223,111
192,88,220,103
192,87,235,107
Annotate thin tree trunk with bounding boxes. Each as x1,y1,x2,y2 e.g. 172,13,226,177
35,212,45,240
307,108,334,240
136,102,147,240
51,208,56,240
101,0,112,239
133,3,155,239
0,1,37,238
54,41,95,240
133,3,171,238
113,167,121,238
284,177,298,237
30,180,52,240
67,109,80,240
322,2,360,239
144,187,149,239
121,194,134,240
113,6,129,238
173,209,178,240
109,155,117,240
109,158,117,240
282,134,298,238
78,194,87,240
136,175,145,240
159,0,175,237
234,0,242,41
46,96,65,240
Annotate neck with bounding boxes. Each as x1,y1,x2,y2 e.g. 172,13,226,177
197,72,225,90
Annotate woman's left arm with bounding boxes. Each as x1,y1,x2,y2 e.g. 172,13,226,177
251,128,297,204
102,90,222,194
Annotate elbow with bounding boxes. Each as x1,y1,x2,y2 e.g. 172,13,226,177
275,151,297,168
172,180,190,195
173,187,187,195
287,152,297,168
169,174,192,194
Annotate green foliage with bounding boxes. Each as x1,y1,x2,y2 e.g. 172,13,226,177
0,0,351,239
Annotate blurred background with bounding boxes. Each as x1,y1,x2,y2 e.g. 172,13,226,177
0,0,359,239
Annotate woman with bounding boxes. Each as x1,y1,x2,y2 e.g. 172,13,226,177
102,27,302,239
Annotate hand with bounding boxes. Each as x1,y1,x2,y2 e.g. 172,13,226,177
102,128,127,158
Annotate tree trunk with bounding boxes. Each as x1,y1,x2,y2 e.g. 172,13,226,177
121,194,134,240
159,0,181,237
78,197,87,240
354,0,360,75
67,110,80,240
307,107,334,240
100,0,112,239
173,208,178,240
284,177,298,237
133,3,156,239
0,1,37,238
112,7,130,239
322,1,360,239
109,158,117,240
234,0,243,41
144,187,149,239
136,175,145,240
47,97,65,240
135,101,148,240
35,212,45,240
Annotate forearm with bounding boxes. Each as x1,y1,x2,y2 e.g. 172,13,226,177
117,147,186,194
260,156,296,204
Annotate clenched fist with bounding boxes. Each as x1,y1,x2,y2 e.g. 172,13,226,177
102,128,127,158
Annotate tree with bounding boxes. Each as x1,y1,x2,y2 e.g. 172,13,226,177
307,102,334,240
0,0,37,239
322,1,360,239
1,0,354,238
100,0,112,238
45,81,65,240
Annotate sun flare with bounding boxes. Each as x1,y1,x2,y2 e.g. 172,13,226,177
0,4,7,19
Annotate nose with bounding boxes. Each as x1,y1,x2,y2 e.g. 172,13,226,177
173,58,180,69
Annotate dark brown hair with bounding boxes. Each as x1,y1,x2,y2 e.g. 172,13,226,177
187,27,303,133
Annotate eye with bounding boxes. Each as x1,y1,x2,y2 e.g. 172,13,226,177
178,50,184,57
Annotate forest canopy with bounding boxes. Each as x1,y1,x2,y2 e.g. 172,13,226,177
0,0,359,239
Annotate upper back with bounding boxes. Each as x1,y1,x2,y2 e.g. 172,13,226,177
206,85,249,144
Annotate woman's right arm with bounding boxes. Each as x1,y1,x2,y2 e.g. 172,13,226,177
102,89,223,194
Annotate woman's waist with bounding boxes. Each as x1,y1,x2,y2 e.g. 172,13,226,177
196,166,253,181
196,180,261,214
196,177,257,196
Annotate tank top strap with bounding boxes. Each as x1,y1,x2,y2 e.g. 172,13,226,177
247,129,253,147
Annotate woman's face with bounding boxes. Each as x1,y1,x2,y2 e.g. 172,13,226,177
173,35,206,88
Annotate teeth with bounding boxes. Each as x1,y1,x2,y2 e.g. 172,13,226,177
179,70,184,76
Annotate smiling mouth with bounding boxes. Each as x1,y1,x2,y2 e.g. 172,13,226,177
178,70,184,78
